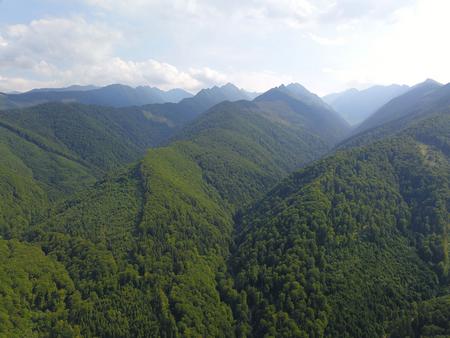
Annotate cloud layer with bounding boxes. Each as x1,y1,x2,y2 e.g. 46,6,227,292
0,0,449,94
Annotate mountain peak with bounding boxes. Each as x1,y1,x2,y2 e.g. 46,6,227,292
191,83,251,104
285,82,308,91
256,82,330,110
412,78,442,89
221,82,239,90
424,78,440,84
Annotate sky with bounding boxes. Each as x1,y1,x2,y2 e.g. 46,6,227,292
0,0,449,95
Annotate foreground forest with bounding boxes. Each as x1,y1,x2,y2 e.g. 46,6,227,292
0,81,449,337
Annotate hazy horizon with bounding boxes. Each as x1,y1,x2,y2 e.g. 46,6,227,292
3,79,438,98
1,0,449,95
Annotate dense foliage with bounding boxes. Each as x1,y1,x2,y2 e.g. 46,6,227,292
13,98,337,337
0,82,449,337
254,83,350,144
0,101,194,238
0,239,79,337
231,112,450,336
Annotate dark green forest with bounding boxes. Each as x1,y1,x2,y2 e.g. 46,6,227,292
0,82,449,337
232,112,450,337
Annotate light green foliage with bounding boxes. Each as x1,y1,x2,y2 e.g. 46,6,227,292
0,239,79,337
2,93,449,337
0,101,182,239
24,99,334,336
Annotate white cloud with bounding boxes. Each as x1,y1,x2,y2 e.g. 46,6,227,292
322,0,450,92
77,58,209,91
0,75,58,93
188,67,228,87
308,33,347,46
2,0,448,95
0,16,232,92
0,35,7,47
0,17,120,71
83,0,415,27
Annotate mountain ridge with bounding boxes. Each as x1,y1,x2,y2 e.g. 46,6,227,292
323,84,410,125
1,84,194,109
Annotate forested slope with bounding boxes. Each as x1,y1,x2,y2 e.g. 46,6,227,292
254,84,349,144
231,111,450,337
22,96,344,337
0,239,80,337
0,101,186,239
3,82,448,337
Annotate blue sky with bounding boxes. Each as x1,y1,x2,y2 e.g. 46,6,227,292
1,0,449,94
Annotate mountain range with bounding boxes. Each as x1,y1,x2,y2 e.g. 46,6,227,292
0,83,261,110
323,84,410,125
0,79,449,337
0,84,193,109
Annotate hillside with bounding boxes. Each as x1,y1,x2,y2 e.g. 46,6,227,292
0,93,17,110
23,93,347,337
254,83,350,144
0,239,79,336
354,79,443,134
2,80,448,337
323,84,410,125
141,83,254,126
342,81,450,148
231,111,450,337
0,101,195,238
0,83,331,241
2,84,193,109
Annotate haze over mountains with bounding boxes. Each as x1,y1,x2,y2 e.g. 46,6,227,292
353,79,444,133
0,77,449,337
0,84,194,109
2,80,428,131
324,84,411,125
0,83,263,111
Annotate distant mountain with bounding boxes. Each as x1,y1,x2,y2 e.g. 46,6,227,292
194,82,254,104
163,88,194,102
254,83,350,144
344,79,446,144
142,83,254,126
30,85,99,92
323,84,410,125
2,84,194,108
0,93,16,110
243,90,261,100
280,83,332,108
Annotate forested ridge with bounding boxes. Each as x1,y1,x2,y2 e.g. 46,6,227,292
0,101,182,238
231,112,450,337
0,82,448,337
0,90,342,336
